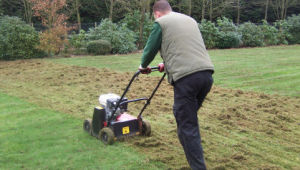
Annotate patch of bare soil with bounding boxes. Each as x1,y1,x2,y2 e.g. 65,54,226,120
0,59,299,170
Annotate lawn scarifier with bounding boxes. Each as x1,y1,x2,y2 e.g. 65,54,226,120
83,66,166,145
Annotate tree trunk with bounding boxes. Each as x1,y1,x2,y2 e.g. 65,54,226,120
237,0,240,25
280,0,285,20
109,0,114,21
265,0,269,21
139,0,146,49
49,1,54,28
75,0,81,30
270,0,279,20
146,0,151,13
270,0,290,20
209,0,212,21
283,0,291,20
188,0,192,16
201,0,206,21
22,0,32,24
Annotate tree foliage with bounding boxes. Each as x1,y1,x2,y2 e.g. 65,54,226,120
0,0,299,58
1,0,300,24
120,10,153,48
29,0,71,55
0,0,3,15
0,0,24,19
0,16,42,60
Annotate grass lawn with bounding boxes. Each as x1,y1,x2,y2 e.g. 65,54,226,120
1,45,299,169
0,93,165,170
49,45,300,97
210,45,300,96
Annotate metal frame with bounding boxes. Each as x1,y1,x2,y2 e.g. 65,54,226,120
108,67,166,124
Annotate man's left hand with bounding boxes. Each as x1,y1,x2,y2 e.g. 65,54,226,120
139,65,152,74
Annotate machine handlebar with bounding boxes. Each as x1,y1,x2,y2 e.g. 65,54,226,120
109,66,165,123
137,66,160,74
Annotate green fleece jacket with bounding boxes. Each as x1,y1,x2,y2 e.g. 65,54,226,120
141,22,162,68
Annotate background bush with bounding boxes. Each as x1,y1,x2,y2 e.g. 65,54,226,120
38,27,68,56
285,14,300,44
239,22,264,47
0,16,43,60
86,19,137,54
69,29,87,54
217,17,238,33
259,20,280,46
2,15,297,59
87,40,111,55
215,17,241,49
199,20,219,49
216,31,241,49
274,20,290,45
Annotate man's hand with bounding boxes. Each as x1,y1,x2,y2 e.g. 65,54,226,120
139,65,152,74
158,63,164,72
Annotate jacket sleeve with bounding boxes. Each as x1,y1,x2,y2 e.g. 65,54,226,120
141,22,162,68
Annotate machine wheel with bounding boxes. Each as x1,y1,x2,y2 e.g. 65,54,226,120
99,127,115,145
83,119,92,135
142,120,151,136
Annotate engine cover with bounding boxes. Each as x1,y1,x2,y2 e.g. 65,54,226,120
99,94,128,121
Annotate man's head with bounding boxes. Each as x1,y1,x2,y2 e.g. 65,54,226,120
153,0,172,19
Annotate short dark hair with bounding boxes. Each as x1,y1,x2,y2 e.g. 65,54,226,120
153,0,172,13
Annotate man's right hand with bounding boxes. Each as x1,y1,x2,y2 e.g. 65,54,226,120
158,63,164,72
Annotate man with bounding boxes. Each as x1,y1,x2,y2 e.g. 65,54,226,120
139,0,214,170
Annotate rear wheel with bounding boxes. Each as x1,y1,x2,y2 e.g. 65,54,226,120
142,120,151,136
83,119,92,135
99,127,115,145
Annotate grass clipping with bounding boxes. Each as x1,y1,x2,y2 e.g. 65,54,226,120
0,59,299,170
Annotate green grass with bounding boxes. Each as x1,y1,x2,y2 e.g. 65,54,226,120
50,53,163,72
49,45,300,96
49,53,164,76
1,45,299,169
0,93,165,170
209,45,300,96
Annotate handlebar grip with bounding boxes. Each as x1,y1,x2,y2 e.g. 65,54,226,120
151,66,159,70
138,66,160,74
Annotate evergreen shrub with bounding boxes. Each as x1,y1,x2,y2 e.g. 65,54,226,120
285,14,300,44
259,20,279,46
199,20,219,49
217,17,238,32
0,16,43,60
87,19,137,54
216,31,241,49
274,20,290,45
215,17,241,48
87,40,111,55
238,22,264,47
69,29,87,54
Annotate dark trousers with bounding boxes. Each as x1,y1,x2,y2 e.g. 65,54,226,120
173,70,213,170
